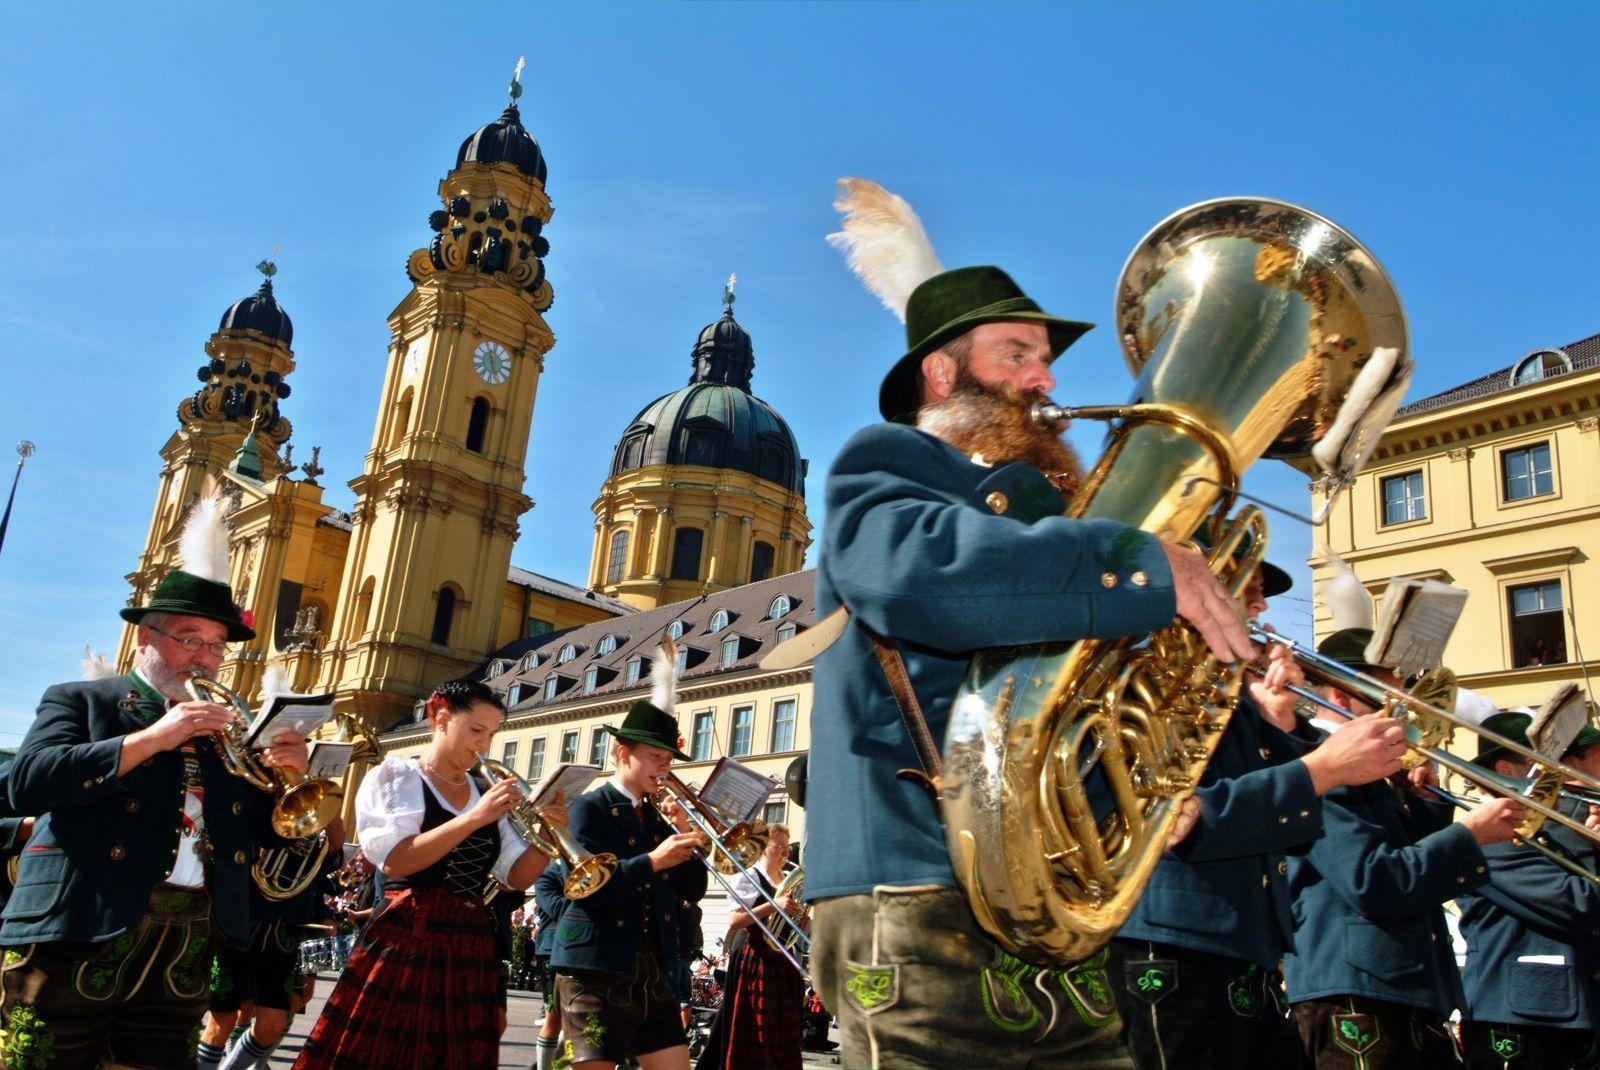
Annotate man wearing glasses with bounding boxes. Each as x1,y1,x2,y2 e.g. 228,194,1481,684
0,568,311,1070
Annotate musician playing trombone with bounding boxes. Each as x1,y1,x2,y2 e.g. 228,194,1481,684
1282,628,1526,1069
1456,711,1600,1070
0,567,312,1070
549,699,708,1070
807,181,1258,1070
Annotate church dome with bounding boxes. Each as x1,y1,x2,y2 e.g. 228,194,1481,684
457,104,548,185
218,278,292,346
609,306,805,496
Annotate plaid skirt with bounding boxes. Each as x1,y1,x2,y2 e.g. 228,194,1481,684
291,886,505,1070
718,934,806,1070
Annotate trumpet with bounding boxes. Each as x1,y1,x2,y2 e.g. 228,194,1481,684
470,754,616,900
1248,626,1600,855
184,672,341,841
648,771,767,875
645,777,809,978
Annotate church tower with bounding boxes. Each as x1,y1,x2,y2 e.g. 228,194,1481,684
589,280,811,610
118,262,298,669
320,70,558,729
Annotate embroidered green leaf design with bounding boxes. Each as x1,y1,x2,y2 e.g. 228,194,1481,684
1,1005,56,1070
1136,968,1165,992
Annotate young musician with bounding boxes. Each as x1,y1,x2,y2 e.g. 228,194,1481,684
550,699,708,1070
291,680,561,1069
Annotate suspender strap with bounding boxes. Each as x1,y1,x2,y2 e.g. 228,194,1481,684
862,624,943,803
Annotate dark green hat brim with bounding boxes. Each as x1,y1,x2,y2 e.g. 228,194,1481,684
1260,561,1293,599
878,266,1093,423
1317,628,1379,674
608,700,691,761
120,570,255,642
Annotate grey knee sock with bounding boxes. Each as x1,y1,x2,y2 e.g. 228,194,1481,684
535,1034,559,1070
218,1032,272,1070
196,1040,226,1070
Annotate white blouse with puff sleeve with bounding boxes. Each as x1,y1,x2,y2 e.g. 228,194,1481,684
356,756,525,885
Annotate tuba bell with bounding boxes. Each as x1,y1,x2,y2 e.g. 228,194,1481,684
184,672,343,841
940,198,1410,965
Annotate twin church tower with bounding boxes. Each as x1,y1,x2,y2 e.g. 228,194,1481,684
117,84,811,733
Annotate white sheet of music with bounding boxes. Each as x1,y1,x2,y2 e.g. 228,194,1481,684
1368,579,1467,678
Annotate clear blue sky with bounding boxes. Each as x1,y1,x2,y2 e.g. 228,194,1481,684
2,4,1596,742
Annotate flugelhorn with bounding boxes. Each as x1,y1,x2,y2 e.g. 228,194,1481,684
470,754,616,900
184,672,341,841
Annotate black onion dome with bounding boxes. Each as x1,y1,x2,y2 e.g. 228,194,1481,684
218,279,292,346
692,308,754,389
457,104,548,184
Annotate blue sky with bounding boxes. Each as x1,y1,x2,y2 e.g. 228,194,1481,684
1,4,1596,741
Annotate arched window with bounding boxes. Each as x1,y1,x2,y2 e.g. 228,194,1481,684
606,529,630,585
356,576,376,635
466,397,490,453
598,634,618,655
750,541,775,583
1512,349,1572,386
518,651,541,672
769,594,791,619
388,389,413,450
558,643,578,664
708,609,729,634
431,587,456,646
670,528,704,581
666,619,685,641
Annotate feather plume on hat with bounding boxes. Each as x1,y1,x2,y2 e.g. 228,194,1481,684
179,495,233,583
1319,545,1373,632
260,663,291,703
826,178,944,323
651,637,679,715
81,645,117,681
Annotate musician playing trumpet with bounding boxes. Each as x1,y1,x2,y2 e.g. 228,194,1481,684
0,566,311,1070
291,679,565,1069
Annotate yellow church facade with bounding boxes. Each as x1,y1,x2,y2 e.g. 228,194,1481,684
1311,333,1600,711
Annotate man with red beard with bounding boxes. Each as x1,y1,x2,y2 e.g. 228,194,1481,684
806,229,1257,1066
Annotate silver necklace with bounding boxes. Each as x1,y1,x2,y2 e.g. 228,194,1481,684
422,759,467,786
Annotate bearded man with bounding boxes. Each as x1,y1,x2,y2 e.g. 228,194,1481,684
804,180,1256,1070
1,569,310,1070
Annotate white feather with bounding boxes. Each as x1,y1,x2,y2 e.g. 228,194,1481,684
260,664,291,702
178,496,232,583
827,178,944,323
1318,544,1373,632
650,637,679,713
1452,687,1498,727
80,645,117,681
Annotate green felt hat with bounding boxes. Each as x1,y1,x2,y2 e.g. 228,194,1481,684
120,569,255,642
607,700,690,761
1192,528,1292,599
1475,710,1600,768
878,266,1093,423
1317,628,1378,674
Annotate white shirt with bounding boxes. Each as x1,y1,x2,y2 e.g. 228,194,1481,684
132,669,207,890
356,757,523,884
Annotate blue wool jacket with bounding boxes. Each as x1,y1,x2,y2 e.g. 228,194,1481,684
550,782,707,975
806,422,1178,901
2,674,273,945
533,858,569,959
1284,777,1488,1016
1116,695,1323,968
1457,800,1600,1030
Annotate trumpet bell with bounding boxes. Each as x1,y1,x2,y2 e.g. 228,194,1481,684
272,777,344,840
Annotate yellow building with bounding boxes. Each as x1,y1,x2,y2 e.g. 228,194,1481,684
378,570,818,939
1311,333,1600,710
117,93,627,731
589,289,811,611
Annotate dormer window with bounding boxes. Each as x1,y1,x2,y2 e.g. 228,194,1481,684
558,643,577,664
708,609,729,634
667,620,685,641
597,634,618,655
518,651,541,672
484,658,511,679
776,622,797,643
626,656,644,687
583,665,599,695
543,676,559,702
1511,349,1572,386
769,594,791,619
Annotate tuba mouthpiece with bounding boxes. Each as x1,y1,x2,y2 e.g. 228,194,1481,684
1031,399,1073,432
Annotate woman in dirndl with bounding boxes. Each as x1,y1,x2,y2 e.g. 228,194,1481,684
695,825,806,1070
292,680,560,1070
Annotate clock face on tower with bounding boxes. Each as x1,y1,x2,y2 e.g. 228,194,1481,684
473,341,511,385
403,338,426,378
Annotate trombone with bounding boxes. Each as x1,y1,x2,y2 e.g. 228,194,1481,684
645,775,810,979
470,754,617,900
183,672,342,841
1248,626,1600,863
1428,768,1600,888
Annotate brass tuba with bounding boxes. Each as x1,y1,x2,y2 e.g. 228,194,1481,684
940,199,1409,965
184,672,342,841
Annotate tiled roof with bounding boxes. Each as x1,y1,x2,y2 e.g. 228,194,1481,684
316,510,353,531
427,570,818,729
507,566,633,615
1397,331,1600,418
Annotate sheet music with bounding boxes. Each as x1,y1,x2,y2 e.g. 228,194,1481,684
528,763,603,807
245,692,336,746
1367,579,1468,678
306,740,354,780
698,757,777,824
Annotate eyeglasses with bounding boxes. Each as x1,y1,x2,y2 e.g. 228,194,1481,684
145,624,230,658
